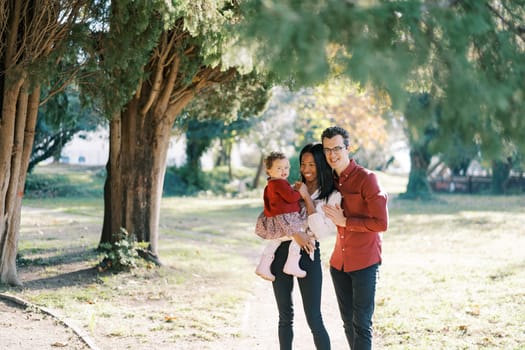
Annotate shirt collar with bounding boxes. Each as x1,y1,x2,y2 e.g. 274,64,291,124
335,159,357,181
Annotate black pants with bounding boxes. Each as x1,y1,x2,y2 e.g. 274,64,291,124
330,264,379,350
271,240,331,350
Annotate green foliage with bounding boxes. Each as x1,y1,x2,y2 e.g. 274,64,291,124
163,165,207,196
7,2,93,93
401,93,436,199
288,153,301,184
189,74,269,121
98,228,147,272
163,165,254,196
79,0,247,118
175,71,270,181
239,0,525,156
79,0,165,116
182,71,270,126
238,0,331,85
439,137,479,176
24,174,72,198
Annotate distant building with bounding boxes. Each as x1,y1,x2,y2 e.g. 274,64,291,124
59,128,187,167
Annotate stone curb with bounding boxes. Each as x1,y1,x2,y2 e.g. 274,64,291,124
0,292,101,350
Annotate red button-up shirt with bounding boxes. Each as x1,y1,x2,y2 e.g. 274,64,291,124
330,159,389,272
263,178,302,217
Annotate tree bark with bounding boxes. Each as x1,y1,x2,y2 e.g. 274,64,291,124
0,75,40,286
100,113,122,244
401,146,432,199
99,86,194,257
252,153,265,189
491,159,511,194
0,74,24,286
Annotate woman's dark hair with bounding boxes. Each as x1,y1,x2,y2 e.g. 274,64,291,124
299,143,335,201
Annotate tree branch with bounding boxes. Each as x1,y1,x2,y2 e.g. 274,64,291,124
486,2,525,45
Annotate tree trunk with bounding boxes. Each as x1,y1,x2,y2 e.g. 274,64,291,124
401,146,432,199
100,113,122,244
491,159,511,194
99,94,185,257
252,153,265,189
186,137,209,174
0,75,40,286
1,0,90,285
223,140,233,180
214,139,226,167
99,27,235,261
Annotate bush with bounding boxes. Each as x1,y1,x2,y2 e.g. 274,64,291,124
163,165,255,196
163,165,203,196
24,167,104,198
97,228,148,272
24,173,77,198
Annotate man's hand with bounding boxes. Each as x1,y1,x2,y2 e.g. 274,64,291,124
324,203,347,227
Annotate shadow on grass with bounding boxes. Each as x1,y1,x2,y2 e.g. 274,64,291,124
8,247,104,291
20,267,102,291
17,247,99,268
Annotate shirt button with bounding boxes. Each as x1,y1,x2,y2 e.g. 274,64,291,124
340,236,344,238
342,248,345,251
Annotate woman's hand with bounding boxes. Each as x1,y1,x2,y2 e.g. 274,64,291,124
294,181,316,215
324,203,347,227
293,181,308,197
292,231,315,255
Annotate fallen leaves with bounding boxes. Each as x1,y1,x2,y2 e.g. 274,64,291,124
164,315,177,322
51,342,68,347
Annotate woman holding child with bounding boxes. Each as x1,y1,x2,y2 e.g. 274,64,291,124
255,143,341,350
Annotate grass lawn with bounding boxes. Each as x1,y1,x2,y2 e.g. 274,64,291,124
2,170,524,349
375,193,525,349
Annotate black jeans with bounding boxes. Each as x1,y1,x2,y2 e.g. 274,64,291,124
271,240,331,350
330,264,379,350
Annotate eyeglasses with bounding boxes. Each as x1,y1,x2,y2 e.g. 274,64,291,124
323,146,346,154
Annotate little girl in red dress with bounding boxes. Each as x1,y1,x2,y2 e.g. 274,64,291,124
255,151,313,281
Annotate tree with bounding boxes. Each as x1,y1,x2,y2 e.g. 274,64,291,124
401,93,437,199
84,1,259,263
177,71,270,183
1,1,91,285
238,0,525,191
489,140,522,194
440,139,478,177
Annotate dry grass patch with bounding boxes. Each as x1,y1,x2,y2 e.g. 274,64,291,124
375,194,525,349
5,196,261,349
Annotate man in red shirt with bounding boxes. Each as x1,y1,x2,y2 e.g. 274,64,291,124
321,126,389,350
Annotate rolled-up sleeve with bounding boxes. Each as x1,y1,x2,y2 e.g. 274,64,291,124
344,172,388,233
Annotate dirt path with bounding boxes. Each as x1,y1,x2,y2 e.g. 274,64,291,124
0,297,92,350
187,264,349,350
